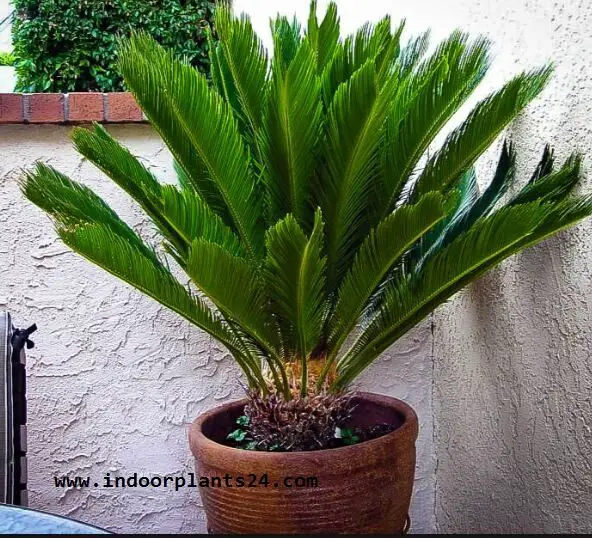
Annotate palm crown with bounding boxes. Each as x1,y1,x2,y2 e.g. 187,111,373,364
23,2,592,399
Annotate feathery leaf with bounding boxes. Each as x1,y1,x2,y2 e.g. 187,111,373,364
319,60,399,290
377,32,490,217
259,39,323,226
335,201,555,387
265,209,327,369
118,34,264,258
57,224,264,381
271,15,303,75
326,192,446,365
510,153,581,205
22,163,156,260
414,67,552,197
307,1,340,73
419,141,516,264
186,239,278,356
215,5,269,139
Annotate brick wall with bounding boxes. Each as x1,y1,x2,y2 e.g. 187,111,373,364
0,92,145,124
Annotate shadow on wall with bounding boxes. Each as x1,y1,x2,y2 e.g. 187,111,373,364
437,226,592,533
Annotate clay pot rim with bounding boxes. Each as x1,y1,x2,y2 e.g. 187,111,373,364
189,391,418,461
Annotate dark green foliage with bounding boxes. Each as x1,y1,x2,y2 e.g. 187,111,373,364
11,0,216,92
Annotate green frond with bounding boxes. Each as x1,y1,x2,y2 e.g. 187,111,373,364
186,239,278,357
510,153,581,205
207,30,245,135
21,163,156,261
419,141,516,263
320,43,347,106
344,16,393,73
22,163,268,386
324,192,446,372
215,5,269,139
73,124,162,202
58,223,265,381
72,124,188,256
413,166,479,265
161,185,243,258
259,39,323,226
377,32,490,218
118,34,264,259
119,36,230,226
319,60,399,290
173,159,195,193
72,124,242,262
319,14,402,107
460,141,516,223
529,144,555,182
376,20,405,84
396,30,431,79
414,66,553,198
337,144,591,389
335,201,555,387
265,210,327,375
271,15,303,74
307,1,340,74
518,195,592,251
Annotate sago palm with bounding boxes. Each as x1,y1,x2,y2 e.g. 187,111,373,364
23,2,592,405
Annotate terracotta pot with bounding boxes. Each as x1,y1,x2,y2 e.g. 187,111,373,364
188,392,418,534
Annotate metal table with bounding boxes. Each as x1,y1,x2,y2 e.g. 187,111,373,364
0,504,109,534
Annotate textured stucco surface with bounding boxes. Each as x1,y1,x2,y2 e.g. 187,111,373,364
0,124,434,533
428,0,592,533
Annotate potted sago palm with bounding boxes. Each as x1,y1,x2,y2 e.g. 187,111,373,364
22,1,592,534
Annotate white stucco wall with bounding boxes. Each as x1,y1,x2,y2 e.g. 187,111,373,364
0,0,11,51
1,0,592,534
0,0,14,91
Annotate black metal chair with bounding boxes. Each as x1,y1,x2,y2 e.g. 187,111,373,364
0,312,36,506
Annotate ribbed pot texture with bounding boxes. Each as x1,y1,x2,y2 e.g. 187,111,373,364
188,392,418,534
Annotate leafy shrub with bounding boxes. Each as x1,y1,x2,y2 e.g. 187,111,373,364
0,51,15,66
12,0,216,92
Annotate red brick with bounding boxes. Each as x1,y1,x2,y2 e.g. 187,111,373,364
105,92,143,122
0,94,24,123
68,92,104,122
27,93,65,123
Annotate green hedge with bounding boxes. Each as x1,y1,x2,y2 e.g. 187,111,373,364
12,0,217,92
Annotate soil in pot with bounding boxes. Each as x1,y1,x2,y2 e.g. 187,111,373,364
223,411,398,451
222,391,402,452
